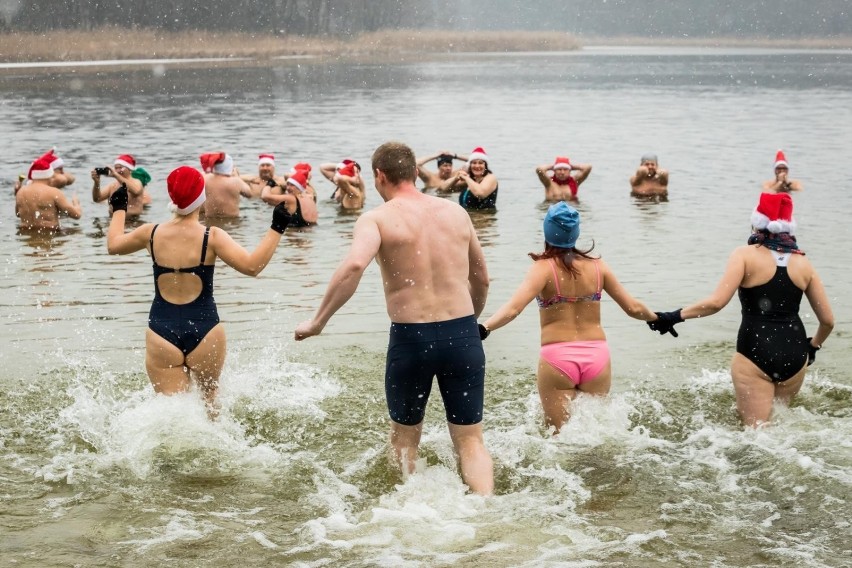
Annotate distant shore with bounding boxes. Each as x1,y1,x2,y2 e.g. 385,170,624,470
1,28,850,66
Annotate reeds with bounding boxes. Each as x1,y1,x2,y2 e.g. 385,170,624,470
0,28,580,63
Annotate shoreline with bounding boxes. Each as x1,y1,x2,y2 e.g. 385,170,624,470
1,29,850,67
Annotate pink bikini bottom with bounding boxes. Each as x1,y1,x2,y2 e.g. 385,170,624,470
540,340,610,386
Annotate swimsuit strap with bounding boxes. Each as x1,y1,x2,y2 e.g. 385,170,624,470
593,259,602,296
149,224,160,263
548,258,562,297
200,227,211,264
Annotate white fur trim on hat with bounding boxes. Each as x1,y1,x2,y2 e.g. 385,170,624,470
468,148,488,163
30,165,54,179
751,209,796,235
114,158,135,170
50,157,64,169
170,186,207,215
258,154,275,166
213,154,234,175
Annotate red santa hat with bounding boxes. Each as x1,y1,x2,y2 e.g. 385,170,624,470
336,158,355,171
167,166,206,215
286,169,309,193
199,152,233,175
468,147,489,164
774,150,788,169
28,156,54,180
290,162,311,175
258,153,275,166
552,156,572,170
751,192,796,234
337,162,357,178
39,149,64,170
114,154,136,170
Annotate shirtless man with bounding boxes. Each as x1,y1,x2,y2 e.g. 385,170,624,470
200,152,252,218
16,156,82,230
320,159,366,210
241,153,286,198
295,141,493,495
537,156,593,202
416,150,468,191
762,150,803,194
630,153,669,197
91,154,145,216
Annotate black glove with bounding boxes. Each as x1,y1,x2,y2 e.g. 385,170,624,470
647,309,683,337
270,202,291,234
109,184,128,211
478,323,490,340
266,178,278,188
806,337,819,366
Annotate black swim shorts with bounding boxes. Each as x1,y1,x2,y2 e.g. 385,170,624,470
385,315,486,426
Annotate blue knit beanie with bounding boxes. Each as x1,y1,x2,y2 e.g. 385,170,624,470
543,202,580,248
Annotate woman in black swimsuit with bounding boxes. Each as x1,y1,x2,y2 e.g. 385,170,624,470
106,166,291,417
649,193,833,427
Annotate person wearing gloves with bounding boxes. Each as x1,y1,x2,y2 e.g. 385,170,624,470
480,202,658,433
536,155,593,202
106,165,291,418
648,192,833,427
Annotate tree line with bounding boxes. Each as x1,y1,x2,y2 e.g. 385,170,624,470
3,0,849,37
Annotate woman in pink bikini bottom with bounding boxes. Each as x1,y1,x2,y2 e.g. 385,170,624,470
481,202,659,432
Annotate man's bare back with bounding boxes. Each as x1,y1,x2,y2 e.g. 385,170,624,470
203,173,251,218
16,180,81,230
372,192,483,323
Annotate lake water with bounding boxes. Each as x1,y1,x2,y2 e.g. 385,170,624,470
1,47,851,567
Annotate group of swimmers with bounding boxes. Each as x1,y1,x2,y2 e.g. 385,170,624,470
12,141,828,495
14,142,690,232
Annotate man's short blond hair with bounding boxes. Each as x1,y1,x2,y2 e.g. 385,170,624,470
372,142,417,185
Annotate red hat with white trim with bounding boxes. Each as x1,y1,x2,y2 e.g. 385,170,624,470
114,154,136,170
39,149,64,170
258,153,275,166
28,156,54,180
287,169,309,193
774,150,788,169
751,192,796,234
199,152,233,174
337,162,356,178
167,166,206,215
468,147,489,164
552,156,572,170
290,162,311,175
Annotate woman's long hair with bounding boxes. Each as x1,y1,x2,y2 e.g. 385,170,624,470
529,242,598,278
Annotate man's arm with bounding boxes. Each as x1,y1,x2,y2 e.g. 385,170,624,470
91,170,111,202
572,163,593,185
467,220,489,317
55,191,82,220
535,165,552,188
295,215,382,340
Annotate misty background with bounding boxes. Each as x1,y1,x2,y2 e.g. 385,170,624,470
0,0,849,38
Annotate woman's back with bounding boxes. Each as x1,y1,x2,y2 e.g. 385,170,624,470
149,219,215,306
538,256,605,344
739,244,812,291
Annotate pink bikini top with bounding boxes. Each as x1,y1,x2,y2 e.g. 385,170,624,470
536,258,602,308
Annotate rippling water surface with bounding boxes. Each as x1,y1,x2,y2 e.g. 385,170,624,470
1,47,851,566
